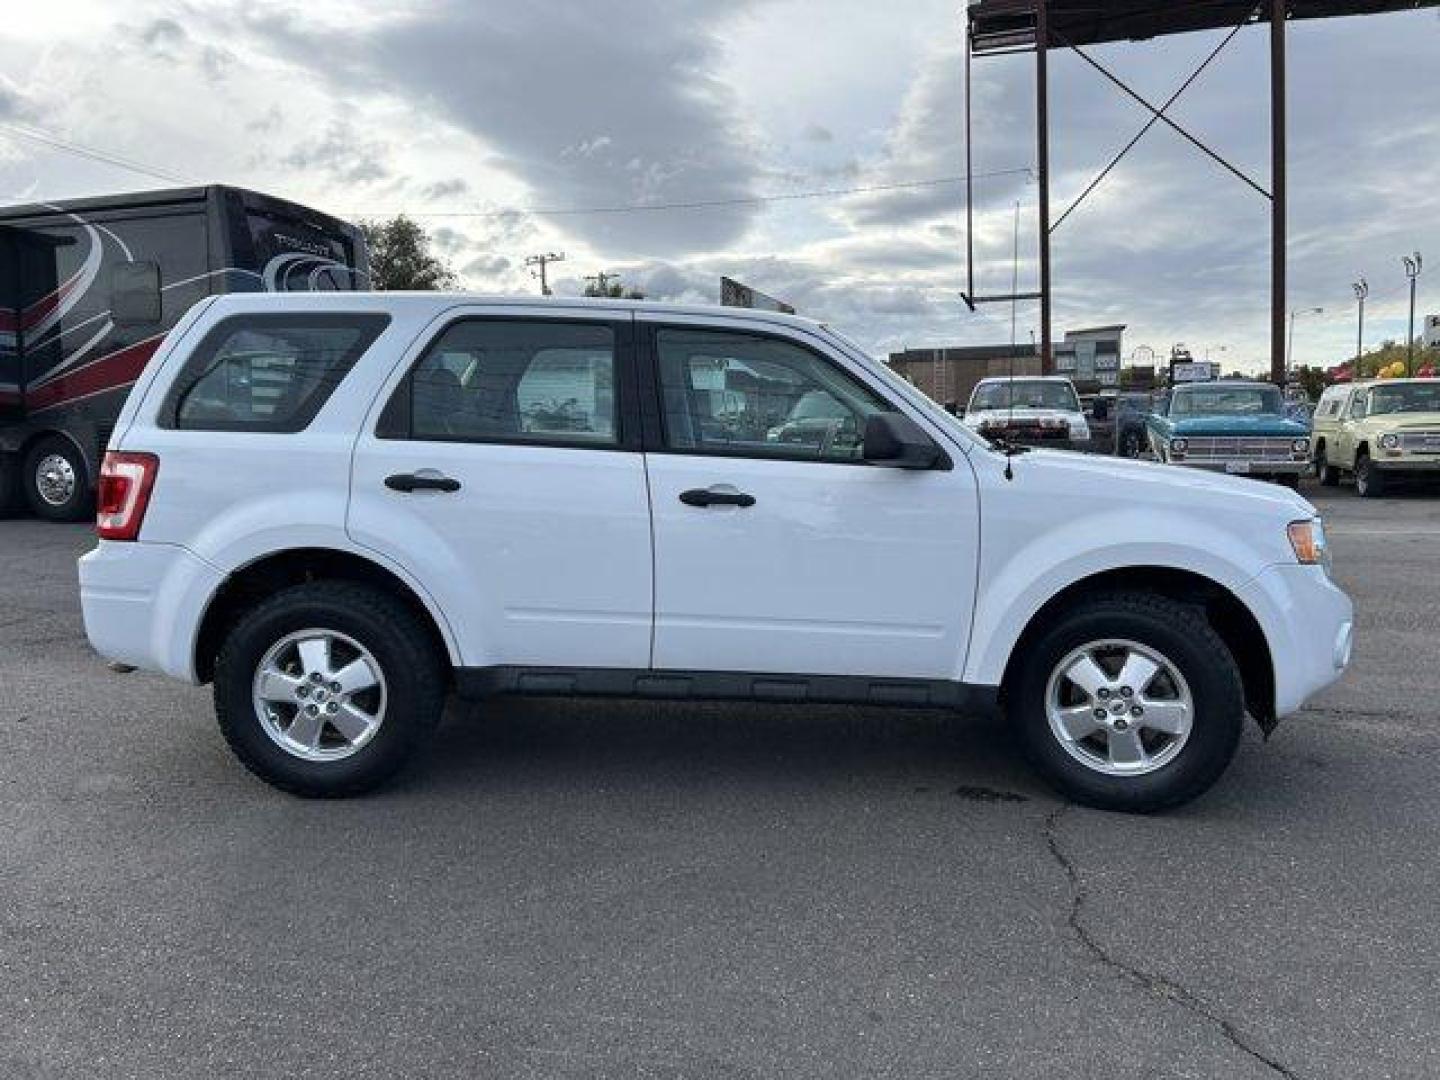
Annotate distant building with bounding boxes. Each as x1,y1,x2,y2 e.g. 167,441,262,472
888,324,1125,406
1053,325,1125,391
887,344,1040,409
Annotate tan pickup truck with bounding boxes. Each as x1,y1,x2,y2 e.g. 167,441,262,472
1312,378,1440,497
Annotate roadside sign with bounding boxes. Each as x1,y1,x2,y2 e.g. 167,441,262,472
720,276,796,314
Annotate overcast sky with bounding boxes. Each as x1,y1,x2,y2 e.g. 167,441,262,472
2,0,1437,369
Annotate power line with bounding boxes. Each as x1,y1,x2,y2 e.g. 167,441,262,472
0,122,191,185
351,168,1035,220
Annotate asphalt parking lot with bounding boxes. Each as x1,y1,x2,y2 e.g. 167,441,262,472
1,482,1437,1080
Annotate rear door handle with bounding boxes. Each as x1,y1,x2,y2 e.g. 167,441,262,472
679,487,756,508
385,472,461,493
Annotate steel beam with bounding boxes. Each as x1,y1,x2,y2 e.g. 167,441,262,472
1036,0,1053,373
1270,0,1288,386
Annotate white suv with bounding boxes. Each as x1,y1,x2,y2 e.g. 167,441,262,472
79,294,1353,811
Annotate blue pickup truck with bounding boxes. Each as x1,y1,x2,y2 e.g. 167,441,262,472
1146,381,1311,486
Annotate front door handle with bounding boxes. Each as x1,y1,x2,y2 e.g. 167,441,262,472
679,487,756,509
385,472,462,493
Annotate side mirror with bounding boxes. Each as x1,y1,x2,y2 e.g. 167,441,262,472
863,412,942,469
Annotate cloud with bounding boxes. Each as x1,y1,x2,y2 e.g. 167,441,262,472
0,75,39,123
238,0,764,258
128,16,236,82
422,178,469,201
281,117,391,186
801,123,834,144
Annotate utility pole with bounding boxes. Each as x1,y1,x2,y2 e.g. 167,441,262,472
1269,0,1288,388
524,252,565,296
1035,0,1053,374
1352,279,1368,371
1403,252,1423,374
584,270,620,297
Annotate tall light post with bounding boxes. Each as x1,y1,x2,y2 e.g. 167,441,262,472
1352,278,1368,371
1286,307,1323,379
1403,253,1423,374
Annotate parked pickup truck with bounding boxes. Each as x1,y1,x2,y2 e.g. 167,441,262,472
961,376,1090,448
1147,381,1311,485
1312,378,1440,497
79,295,1352,812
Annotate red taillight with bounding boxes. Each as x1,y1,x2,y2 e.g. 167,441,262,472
96,452,159,541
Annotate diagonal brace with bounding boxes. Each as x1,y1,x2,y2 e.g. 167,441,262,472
1052,14,1254,232
1054,29,1272,208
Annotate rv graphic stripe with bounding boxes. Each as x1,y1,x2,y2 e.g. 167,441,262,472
25,335,165,413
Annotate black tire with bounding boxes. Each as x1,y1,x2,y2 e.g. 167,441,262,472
22,436,92,521
1118,429,1142,459
1354,452,1387,498
0,455,15,513
1006,592,1245,813
214,581,446,797
1315,442,1340,487
1276,474,1301,490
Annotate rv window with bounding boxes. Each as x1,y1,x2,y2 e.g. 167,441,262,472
161,313,389,432
111,261,162,325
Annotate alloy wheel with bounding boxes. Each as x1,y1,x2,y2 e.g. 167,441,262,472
252,628,388,762
1044,638,1194,776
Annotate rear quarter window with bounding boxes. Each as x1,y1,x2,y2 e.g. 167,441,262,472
159,313,389,432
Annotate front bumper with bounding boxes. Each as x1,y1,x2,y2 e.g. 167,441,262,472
78,541,225,682
1372,456,1440,473
1171,459,1308,476
1237,563,1353,718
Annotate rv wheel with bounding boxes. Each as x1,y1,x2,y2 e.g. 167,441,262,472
23,436,93,522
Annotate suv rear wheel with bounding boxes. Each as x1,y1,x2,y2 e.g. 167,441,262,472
1007,592,1244,812
214,581,446,797
23,436,92,521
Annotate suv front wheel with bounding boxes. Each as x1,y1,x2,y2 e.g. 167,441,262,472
214,581,446,797
1008,592,1244,812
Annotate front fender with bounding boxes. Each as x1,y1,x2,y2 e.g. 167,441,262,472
963,511,1272,687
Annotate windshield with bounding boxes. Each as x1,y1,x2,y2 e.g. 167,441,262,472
969,380,1079,413
1170,385,1282,417
1368,382,1440,415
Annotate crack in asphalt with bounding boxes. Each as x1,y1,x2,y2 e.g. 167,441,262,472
1043,806,1301,1080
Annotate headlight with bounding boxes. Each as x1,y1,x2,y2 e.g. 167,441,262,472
1380,433,1400,450
1170,437,1188,454
1288,518,1330,569
1292,437,1311,454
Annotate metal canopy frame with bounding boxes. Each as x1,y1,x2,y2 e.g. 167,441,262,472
962,0,1439,384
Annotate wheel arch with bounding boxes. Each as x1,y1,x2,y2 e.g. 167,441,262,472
194,547,459,685
997,565,1275,729
19,427,90,476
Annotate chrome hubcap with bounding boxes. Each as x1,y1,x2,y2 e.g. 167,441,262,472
1045,638,1193,777
252,629,387,762
35,453,76,506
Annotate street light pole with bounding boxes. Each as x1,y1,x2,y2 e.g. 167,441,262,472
1286,306,1323,379
1352,278,1368,370
1403,253,1423,375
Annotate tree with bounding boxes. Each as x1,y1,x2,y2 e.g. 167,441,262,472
582,271,644,300
358,215,458,291
1292,364,1327,402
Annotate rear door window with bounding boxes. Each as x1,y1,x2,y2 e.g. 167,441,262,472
382,319,619,447
161,313,389,431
